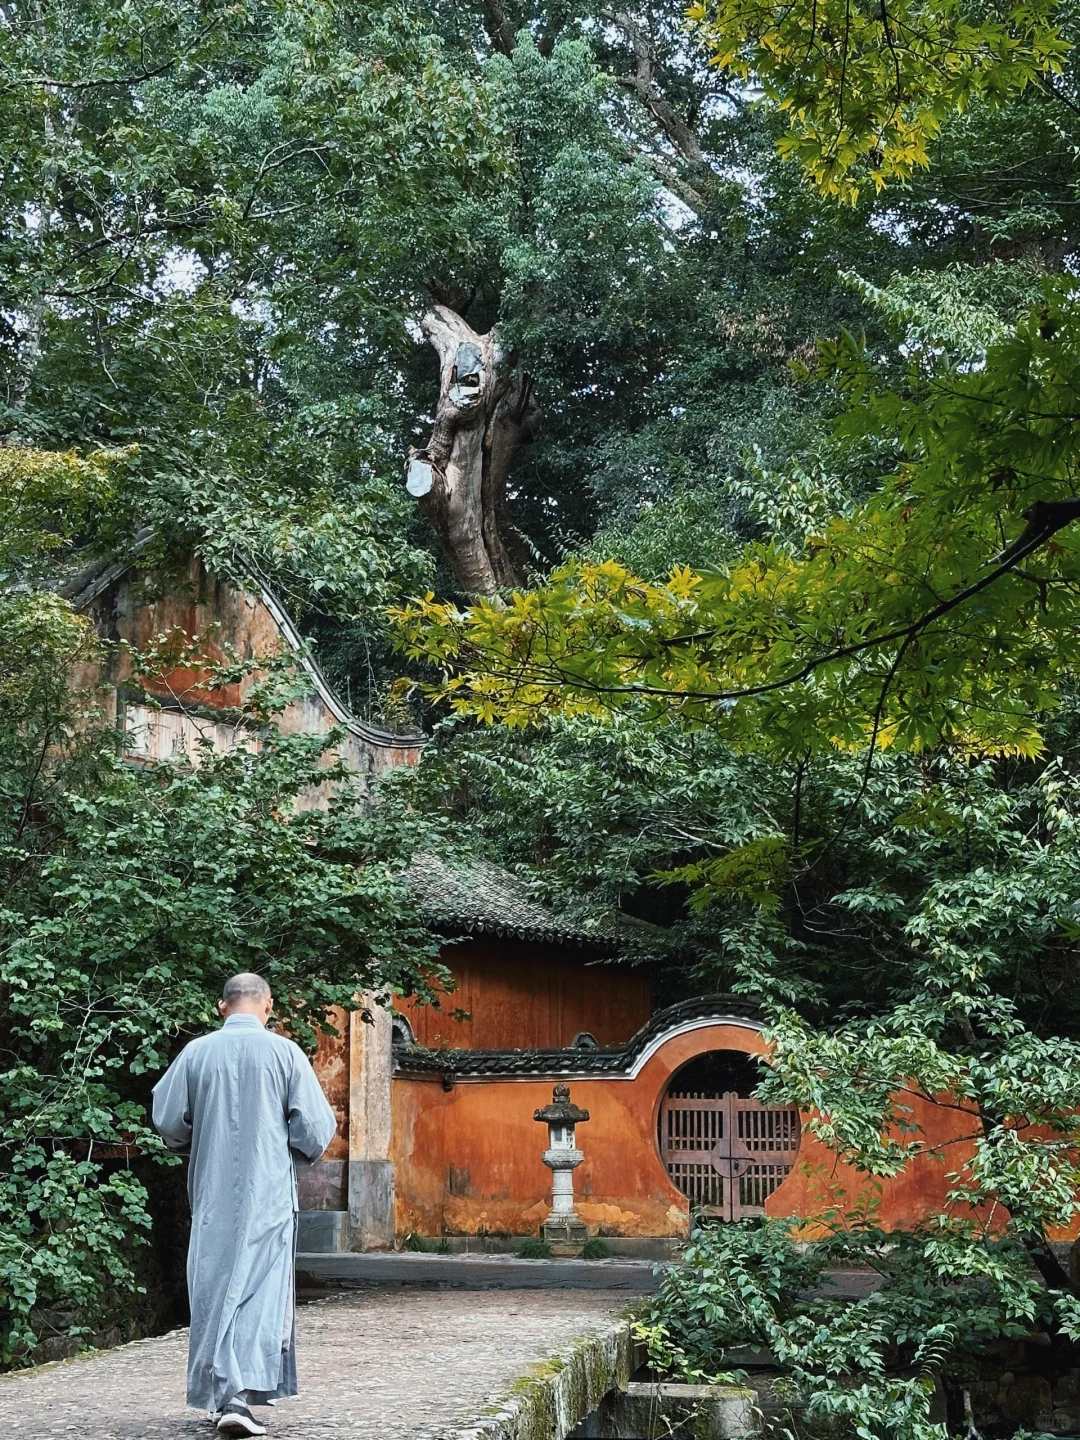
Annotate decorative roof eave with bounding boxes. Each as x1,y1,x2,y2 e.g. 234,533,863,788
403,852,672,956
425,914,624,954
392,995,763,1082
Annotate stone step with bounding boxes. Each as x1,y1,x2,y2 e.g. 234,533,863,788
296,1250,661,1292
570,1380,760,1439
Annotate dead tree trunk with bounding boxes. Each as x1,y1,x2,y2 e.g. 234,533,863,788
406,305,539,597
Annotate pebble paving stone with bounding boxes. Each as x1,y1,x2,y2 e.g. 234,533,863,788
0,1289,630,1439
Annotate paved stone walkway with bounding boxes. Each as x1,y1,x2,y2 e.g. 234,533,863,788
0,1290,629,1439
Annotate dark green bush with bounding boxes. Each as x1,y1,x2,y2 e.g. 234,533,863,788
635,1218,1051,1440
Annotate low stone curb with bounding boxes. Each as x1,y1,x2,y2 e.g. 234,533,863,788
599,1381,761,1438
0,1326,189,1384
454,1315,635,1440
296,1251,661,1292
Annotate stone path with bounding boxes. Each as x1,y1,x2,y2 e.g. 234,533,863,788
0,1290,630,1440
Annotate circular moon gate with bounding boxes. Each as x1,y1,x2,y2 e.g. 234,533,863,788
659,1052,800,1221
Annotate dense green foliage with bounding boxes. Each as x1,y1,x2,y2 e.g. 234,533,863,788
0,451,442,1363
9,0,1080,1432
639,1219,1061,1437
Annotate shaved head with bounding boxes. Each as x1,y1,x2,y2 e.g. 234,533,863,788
222,972,271,1005
218,973,273,1025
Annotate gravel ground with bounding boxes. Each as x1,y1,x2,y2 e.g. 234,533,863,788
0,1289,629,1439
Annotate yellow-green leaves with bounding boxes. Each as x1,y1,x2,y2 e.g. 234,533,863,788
0,446,129,584
393,282,1080,763
657,836,791,911
689,0,1070,197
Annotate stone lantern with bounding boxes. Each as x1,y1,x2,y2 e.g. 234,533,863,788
534,1083,590,1253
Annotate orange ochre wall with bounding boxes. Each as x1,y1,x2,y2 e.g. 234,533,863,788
397,937,652,1050
76,554,421,779
391,1021,1009,1240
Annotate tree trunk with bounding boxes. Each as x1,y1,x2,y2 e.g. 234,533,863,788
406,305,538,598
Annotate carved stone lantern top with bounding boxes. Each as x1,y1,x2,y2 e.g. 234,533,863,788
534,1084,590,1127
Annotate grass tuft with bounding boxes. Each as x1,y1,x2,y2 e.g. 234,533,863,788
515,1236,554,1259
580,1237,612,1259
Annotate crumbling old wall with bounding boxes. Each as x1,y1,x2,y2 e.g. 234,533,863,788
70,552,421,1255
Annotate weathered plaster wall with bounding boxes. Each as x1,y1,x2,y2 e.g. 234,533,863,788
297,1011,350,1212
397,938,652,1051
348,1001,396,1249
78,555,421,780
772,1095,982,1236
392,1020,994,1241
394,1022,753,1238
298,1005,400,1247
315,1009,350,1155
74,554,420,1242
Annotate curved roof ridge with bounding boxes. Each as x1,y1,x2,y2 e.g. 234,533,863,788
402,851,661,953
247,561,424,750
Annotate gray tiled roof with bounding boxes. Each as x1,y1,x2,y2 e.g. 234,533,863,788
393,996,762,1079
402,852,645,952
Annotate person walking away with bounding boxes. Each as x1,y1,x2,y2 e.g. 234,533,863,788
152,972,337,1436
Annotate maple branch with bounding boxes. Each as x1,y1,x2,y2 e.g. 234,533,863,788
452,513,1073,708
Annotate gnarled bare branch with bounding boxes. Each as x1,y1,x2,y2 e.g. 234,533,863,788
406,306,538,596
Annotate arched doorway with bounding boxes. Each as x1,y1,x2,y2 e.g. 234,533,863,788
659,1050,800,1221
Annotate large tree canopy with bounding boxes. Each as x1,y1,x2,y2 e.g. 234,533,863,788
10,0,1080,1432
382,8,1080,1436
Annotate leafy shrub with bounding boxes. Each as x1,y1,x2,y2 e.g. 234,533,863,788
636,1219,825,1380
580,1237,612,1259
636,1218,1055,1440
0,562,444,1366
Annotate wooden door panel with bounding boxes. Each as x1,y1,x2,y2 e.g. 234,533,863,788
661,1090,799,1221
666,1161,725,1212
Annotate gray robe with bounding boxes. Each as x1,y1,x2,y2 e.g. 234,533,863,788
152,1014,337,1412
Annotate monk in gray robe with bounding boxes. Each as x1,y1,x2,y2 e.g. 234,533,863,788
152,972,337,1437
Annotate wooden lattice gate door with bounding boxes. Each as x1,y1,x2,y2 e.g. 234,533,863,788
660,1089,800,1220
